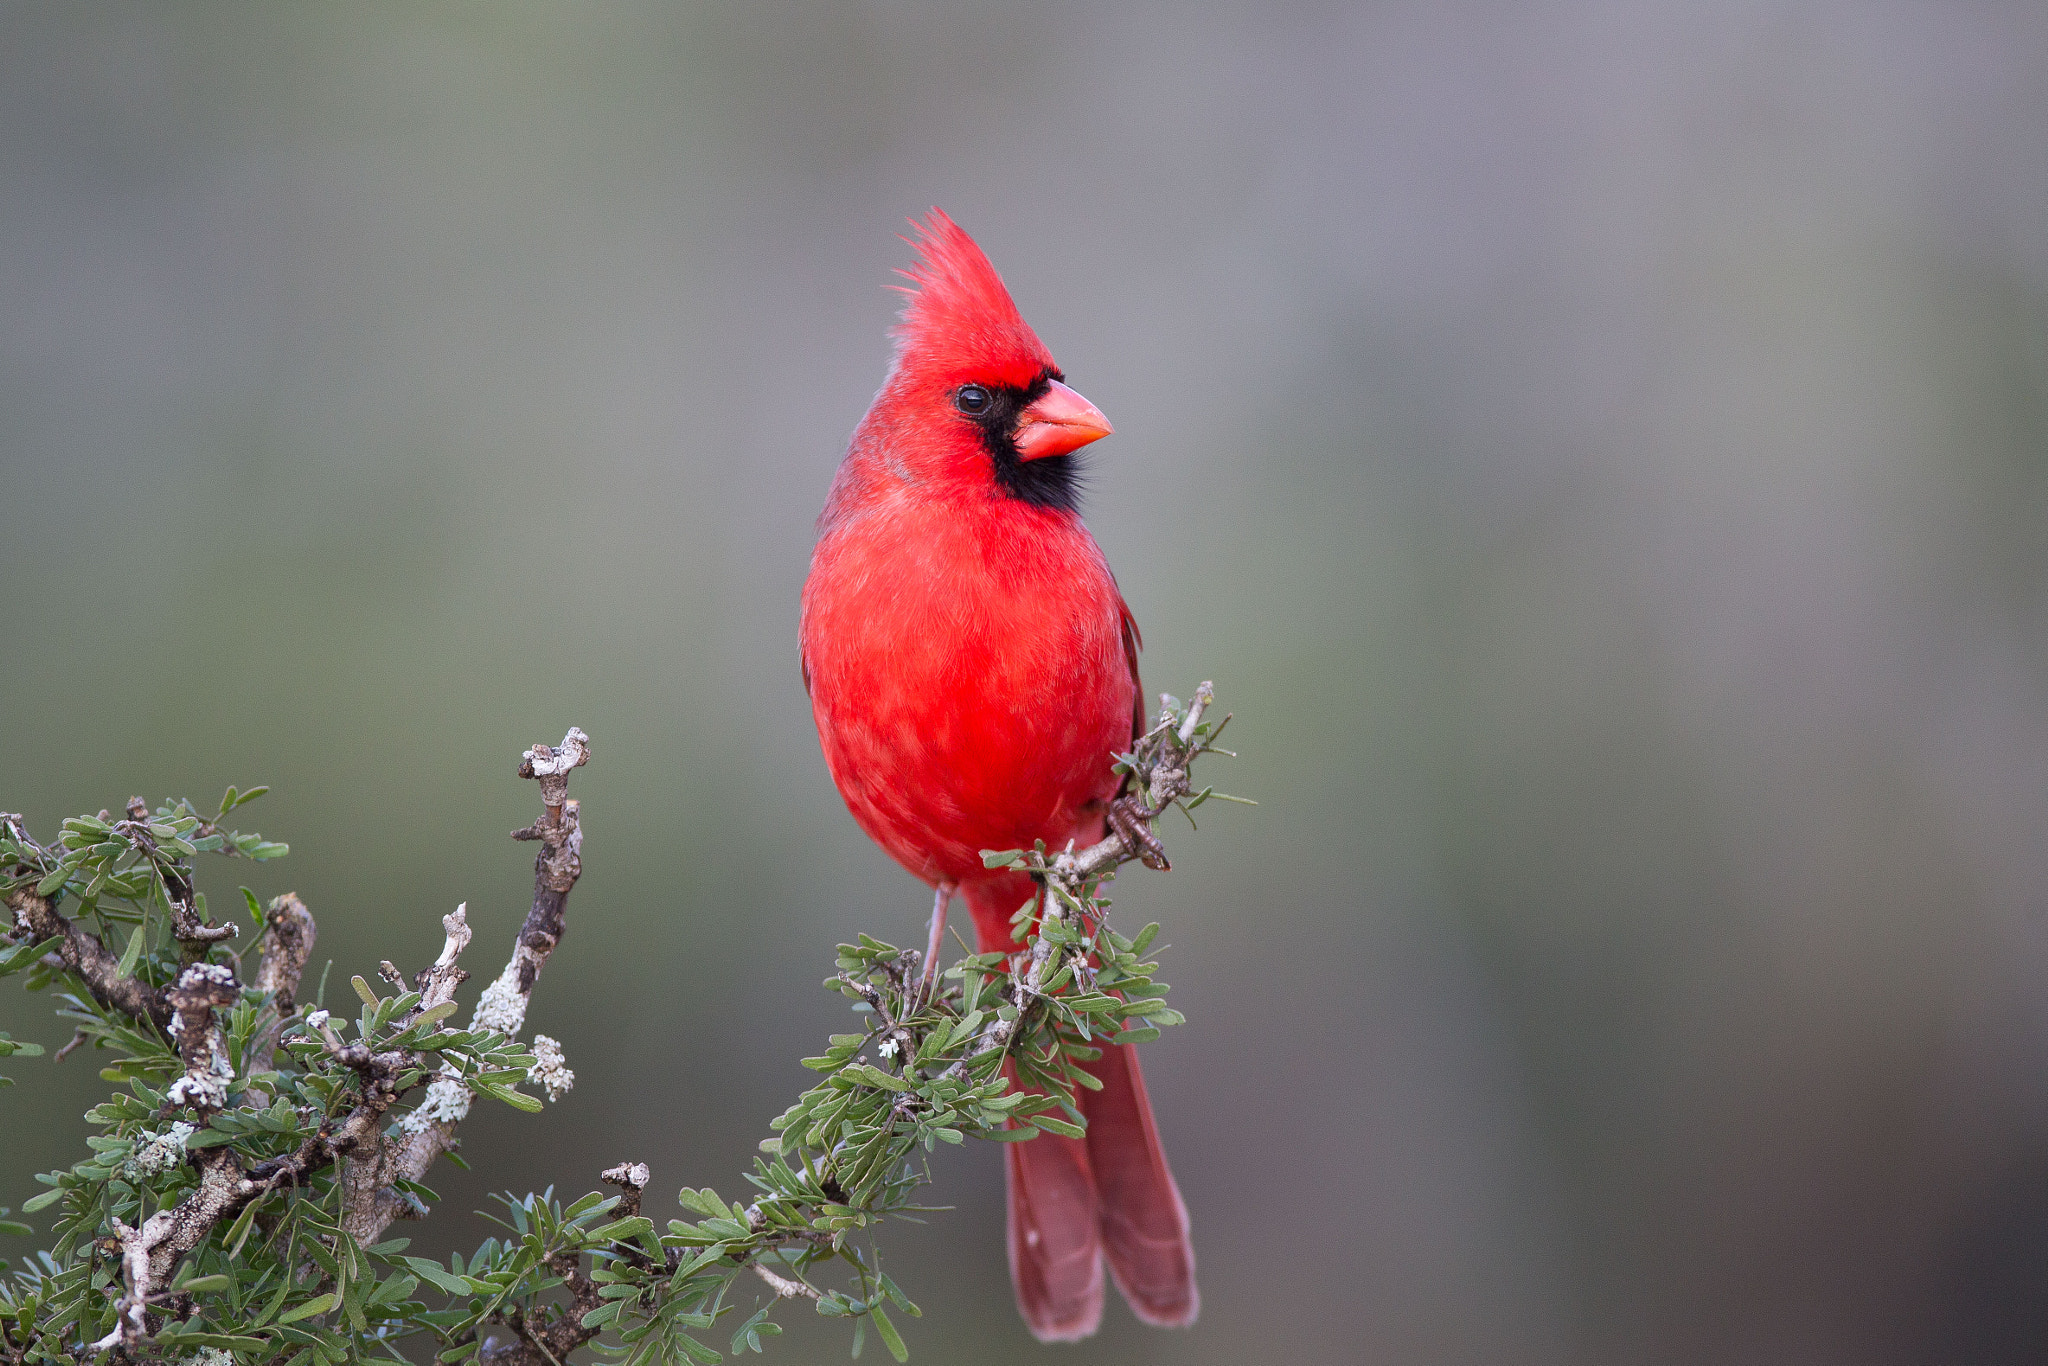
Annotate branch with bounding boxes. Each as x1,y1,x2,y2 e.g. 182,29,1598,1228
90,1147,273,1352
88,722,594,1341
343,728,591,1246
752,1263,822,1301
3,884,168,1028
1063,680,1218,884
164,962,239,1114
245,891,317,1078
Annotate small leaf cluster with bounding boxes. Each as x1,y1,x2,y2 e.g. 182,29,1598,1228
1110,687,1249,828
3,786,284,909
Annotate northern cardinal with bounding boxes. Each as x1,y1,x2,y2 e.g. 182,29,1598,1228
799,211,1198,1341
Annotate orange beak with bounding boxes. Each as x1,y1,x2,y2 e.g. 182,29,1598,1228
1012,380,1113,461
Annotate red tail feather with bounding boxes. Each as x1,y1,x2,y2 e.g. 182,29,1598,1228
966,878,1198,1340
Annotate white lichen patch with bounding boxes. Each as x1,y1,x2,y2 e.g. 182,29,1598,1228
472,960,527,1037
527,1034,574,1103
166,1058,232,1112
123,1122,196,1180
398,1073,472,1133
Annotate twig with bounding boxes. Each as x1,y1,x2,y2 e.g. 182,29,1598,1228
164,962,239,1114
474,1162,637,1366
4,887,168,1028
600,1162,651,1219
413,902,474,1014
345,728,591,1246
1053,680,1218,886
752,1263,822,1300
246,892,317,1078
52,1028,88,1063
89,1148,265,1352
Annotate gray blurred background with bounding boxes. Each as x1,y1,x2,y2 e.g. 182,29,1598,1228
5,2,2048,1362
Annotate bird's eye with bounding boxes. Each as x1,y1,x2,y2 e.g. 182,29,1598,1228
954,385,991,416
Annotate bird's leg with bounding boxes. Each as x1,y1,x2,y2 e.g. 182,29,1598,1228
916,881,953,1010
1108,796,1171,871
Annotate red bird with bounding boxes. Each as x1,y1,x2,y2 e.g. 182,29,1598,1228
799,211,1198,1341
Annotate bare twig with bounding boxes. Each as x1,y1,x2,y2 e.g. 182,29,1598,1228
752,1263,822,1300
164,962,239,1114
53,1028,89,1063
601,1161,651,1219
413,902,474,1013
1054,680,1216,886
246,892,317,1079
252,892,317,1012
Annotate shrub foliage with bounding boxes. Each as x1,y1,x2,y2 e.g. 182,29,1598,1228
0,686,1236,1364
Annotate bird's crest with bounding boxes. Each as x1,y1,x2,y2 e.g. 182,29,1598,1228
890,210,1056,384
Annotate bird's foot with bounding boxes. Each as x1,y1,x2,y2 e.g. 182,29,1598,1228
1108,796,1170,871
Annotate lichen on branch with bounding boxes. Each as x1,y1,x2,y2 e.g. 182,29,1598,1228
0,688,1238,1365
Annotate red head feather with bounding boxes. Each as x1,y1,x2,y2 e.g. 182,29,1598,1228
889,210,1058,388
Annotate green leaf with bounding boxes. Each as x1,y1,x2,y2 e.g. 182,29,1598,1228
254,1278,293,1327
676,1187,726,1217
33,868,66,897
673,1333,723,1365
589,1216,655,1243
980,848,1024,869
155,1331,270,1352
112,922,147,980
563,1190,616,1219
341,1273,369,1332
400,1257,471,1296
411,1001,459,1029
877,1272,921,1317
476,1081,543,1113
983,1125,1039,1142
176,1274,233,1293
1031,1114,1086,1140
276,1291,337,1324
20,1188,63,1213
351,976,380,1008
870,1304,909,1362
730,1305,773,1355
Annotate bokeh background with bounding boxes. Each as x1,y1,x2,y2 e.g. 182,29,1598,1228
5,2,2048,1362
